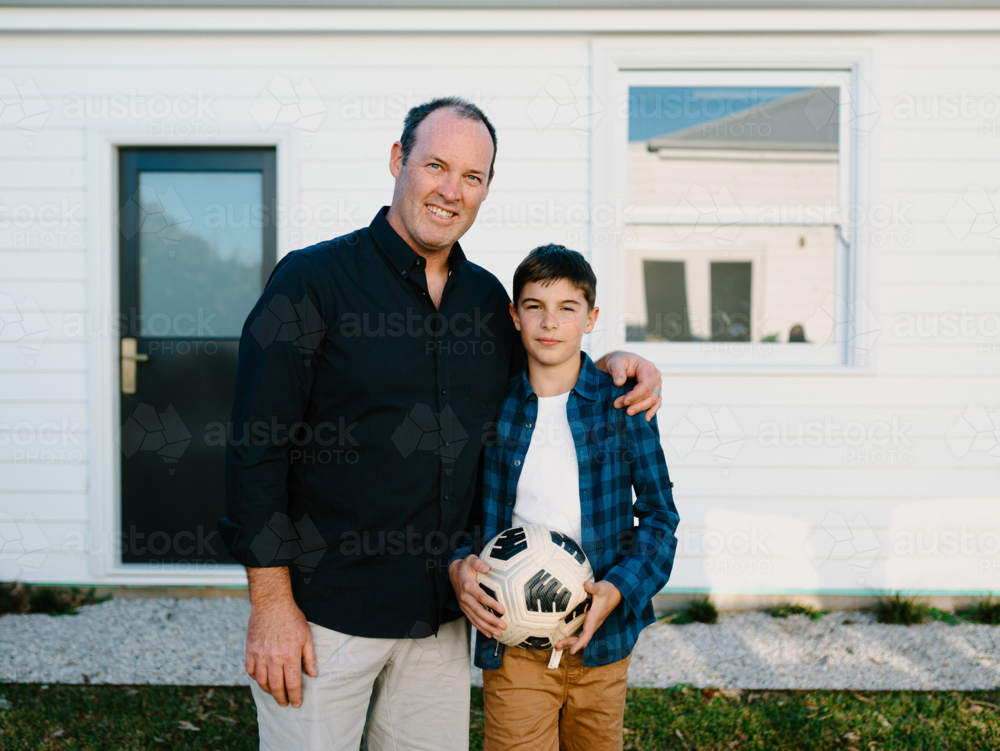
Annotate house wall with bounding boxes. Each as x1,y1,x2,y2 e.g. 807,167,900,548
0,19,998,597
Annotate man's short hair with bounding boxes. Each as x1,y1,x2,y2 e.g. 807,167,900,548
513,244,597,310
400,97,498,179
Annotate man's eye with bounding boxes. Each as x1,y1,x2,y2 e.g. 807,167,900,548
467,175,481,184
429,163,441,170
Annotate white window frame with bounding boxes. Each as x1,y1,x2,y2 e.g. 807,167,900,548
589,43,874,374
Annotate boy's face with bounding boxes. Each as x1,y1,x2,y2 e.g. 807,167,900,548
510,278,599,369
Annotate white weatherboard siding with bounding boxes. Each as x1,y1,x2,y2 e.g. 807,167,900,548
0,24,998,597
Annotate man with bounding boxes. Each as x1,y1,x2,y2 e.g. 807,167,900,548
220,96,663,751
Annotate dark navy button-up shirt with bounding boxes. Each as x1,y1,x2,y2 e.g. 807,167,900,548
220,207,517,639
455,352,680,668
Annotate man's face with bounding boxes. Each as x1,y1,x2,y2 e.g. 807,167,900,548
387,108,494,255
510,279,599,369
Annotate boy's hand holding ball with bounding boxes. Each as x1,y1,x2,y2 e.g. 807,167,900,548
554,580,622,655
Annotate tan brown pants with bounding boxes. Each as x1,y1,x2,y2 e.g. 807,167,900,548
482,646,632,751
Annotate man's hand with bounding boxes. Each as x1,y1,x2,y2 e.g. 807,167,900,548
597,351,662,421
245,567,318,708
554,580,622,655
449,554,507,639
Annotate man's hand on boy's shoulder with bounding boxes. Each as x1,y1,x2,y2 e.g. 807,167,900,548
595,351,662,421
555,580,623,655
449,555,509,640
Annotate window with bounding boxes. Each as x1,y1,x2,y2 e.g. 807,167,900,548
592,65,864,369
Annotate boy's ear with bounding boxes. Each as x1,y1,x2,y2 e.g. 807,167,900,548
509,301,521,331
584,305,599,335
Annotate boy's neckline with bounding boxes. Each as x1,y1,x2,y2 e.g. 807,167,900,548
536,389,571,401
526,351,583,398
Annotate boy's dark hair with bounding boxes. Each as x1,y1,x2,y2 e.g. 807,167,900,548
399,97,498,179
513,244,597,310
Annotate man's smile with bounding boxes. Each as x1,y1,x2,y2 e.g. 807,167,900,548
426,203,458,219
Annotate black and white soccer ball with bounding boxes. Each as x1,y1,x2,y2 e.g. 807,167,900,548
477,525,594,650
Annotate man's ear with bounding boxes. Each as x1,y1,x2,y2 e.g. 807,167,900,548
509,301,521,332
584,306,600,334
389,141,404,179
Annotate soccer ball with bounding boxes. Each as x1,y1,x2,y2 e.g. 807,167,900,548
477,525,594,650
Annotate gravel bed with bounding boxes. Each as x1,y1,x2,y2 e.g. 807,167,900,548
3,599,1000,690
0,598,252,687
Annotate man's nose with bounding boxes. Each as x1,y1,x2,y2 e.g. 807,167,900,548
541,310,558,328
438,173,461,203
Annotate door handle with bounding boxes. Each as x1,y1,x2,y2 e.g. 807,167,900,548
121,337,149,394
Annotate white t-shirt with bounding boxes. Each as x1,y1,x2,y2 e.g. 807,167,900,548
512,390,583,546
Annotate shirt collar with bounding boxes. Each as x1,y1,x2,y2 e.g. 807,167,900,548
514,351,600,405
369,206,468,276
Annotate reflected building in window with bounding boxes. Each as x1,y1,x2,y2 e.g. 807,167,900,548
625,87,841,345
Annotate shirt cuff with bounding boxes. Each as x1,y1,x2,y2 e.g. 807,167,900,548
217,516,305,569
601,567,643,621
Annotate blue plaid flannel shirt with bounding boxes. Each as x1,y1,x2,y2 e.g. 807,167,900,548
453,352,680,669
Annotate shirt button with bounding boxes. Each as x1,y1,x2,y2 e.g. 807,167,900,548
513,460,521,467
444,494,450,501
506,498,515,506
444,441,450,447
524,422,532,429
441,389,447,395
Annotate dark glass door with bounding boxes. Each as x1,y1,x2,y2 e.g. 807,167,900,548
118,149,276,565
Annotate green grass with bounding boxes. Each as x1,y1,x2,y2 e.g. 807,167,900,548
765,603,826,620
3,684,1000,750
959,597,1000,625
0,685,259,750
874,592,930,626
660,597,719,625
0,583,111,617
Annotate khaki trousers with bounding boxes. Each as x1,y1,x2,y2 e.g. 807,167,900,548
482,646,632,751
251,617,471,751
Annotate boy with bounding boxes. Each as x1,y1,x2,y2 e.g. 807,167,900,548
449,244,680,751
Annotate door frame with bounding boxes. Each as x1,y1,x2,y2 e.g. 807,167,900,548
85,123,299,585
